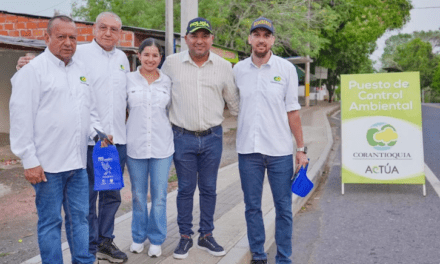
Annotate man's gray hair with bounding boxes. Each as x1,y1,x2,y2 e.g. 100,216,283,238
95,12,122,28
47,15,75,35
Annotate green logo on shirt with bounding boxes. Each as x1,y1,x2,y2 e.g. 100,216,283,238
274,76,281,82
80,76,87,82
120,65,125,70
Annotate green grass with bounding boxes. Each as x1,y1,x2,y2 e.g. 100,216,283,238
0,252,10,257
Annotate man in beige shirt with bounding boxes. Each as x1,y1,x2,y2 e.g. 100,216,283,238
161,17,239,259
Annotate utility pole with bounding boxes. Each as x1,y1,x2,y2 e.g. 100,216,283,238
180,0,198,51
165,0,174,57
305,0,311,107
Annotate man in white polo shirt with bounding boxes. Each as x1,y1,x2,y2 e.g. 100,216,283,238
233,17,308,264
10,15,103,264
17,12,129,263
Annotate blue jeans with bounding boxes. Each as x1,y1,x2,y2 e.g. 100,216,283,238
33,169,95,264
87,144,126,254
126,155,173,245
238,153,294,264
173,125,223,236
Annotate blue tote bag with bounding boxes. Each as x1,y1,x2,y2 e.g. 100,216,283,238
93,141,124,191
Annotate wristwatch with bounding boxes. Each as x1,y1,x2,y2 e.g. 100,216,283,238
296,146,308,154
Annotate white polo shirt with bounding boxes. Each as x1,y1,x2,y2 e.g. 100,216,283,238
10,48,102,173
75,40,130,145
234,53,301,156
126,67,174,159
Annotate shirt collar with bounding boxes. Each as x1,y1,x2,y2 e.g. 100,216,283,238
182,49,214,67
44,47,75,67
91,39,116,55
136,66,163,83
250,51,274,68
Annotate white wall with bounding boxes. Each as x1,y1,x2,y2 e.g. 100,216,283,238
0,49,29,133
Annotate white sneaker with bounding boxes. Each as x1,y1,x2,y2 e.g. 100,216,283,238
129,242,144,253
148,244,162,257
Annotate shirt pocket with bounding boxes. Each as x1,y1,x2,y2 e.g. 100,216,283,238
263,80,285,102
127,88,144,108
152,85,170,108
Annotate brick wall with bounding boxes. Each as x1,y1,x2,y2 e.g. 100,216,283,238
0,12,135,47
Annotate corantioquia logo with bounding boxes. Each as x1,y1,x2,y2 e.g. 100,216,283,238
366,122,398,151
274,76,281,82
120,65,125,71
365,163,399,174
80,76,87,82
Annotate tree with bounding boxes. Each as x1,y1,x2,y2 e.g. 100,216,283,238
72,0,338,56
199,0,339,56
393,38,439,88
72,0,182,32
381,30,440,69
315,0,412,102
432,64,440,92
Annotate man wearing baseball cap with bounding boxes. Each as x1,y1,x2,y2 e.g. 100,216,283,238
161,17,239,259
233,17,308,264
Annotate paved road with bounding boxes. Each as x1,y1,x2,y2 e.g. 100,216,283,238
422,104,440,177
269,105,440,264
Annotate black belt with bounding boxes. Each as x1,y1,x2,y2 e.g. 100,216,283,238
172,124,221,137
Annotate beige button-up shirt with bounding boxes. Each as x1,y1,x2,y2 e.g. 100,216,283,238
161,50,239,131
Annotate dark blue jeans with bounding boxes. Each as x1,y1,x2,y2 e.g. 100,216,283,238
173,125,223,236
86,144,126,254
238,153,294,264
33,169,95,264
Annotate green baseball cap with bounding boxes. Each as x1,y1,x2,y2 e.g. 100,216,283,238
186,17,213,35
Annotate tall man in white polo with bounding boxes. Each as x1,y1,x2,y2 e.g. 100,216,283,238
17,11,129,263
10,15,101,264
233,17,308,264
77,12,129,263
161,17,239,259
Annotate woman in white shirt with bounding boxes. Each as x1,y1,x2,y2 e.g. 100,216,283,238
126,38,173,257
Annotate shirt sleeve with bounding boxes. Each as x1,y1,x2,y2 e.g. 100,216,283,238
222,63,240,116
9,65,41,169
285,64,301,112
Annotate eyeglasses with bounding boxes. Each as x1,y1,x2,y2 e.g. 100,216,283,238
97,24,120,34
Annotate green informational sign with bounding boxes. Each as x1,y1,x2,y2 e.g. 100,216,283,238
341,72,425,186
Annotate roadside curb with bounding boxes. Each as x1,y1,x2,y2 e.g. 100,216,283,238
228,104,340,264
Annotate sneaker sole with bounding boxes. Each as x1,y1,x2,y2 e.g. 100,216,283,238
148,249,162,257
173,246,192,259
129,246,144,254
197,245,226,256
96,252,128,263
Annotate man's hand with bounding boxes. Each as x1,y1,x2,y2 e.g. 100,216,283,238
16,53,36,71
24,166,47,185
295,151,308,173
101,135,114,147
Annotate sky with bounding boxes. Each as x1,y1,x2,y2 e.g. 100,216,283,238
2,0,440,70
